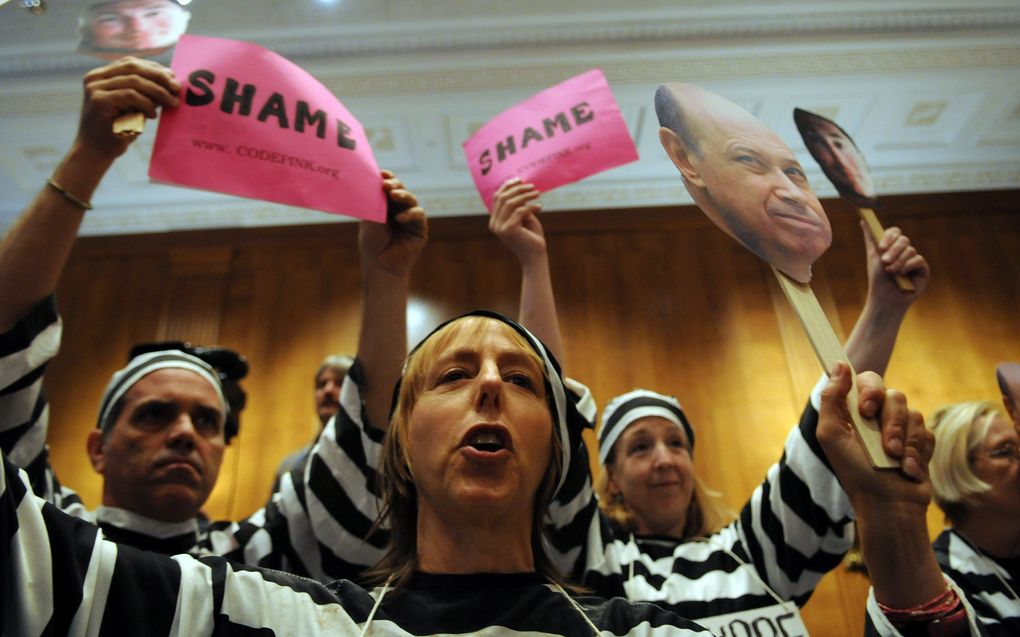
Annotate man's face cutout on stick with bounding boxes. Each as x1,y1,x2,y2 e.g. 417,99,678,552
794,108,877,209
656,83,832,283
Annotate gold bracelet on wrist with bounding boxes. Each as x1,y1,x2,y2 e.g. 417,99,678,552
46,178,93,211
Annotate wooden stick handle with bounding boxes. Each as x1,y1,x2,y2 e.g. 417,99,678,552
857,208,915,292
113,112,145,138
772,267,898,469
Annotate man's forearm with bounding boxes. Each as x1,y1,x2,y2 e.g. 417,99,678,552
0,142,116,331
518,254,566,366
356,268,410,430
844,299,909,376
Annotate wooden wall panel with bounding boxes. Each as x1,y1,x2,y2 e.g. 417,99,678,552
39,189,1020,637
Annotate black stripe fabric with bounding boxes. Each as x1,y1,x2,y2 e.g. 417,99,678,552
0,296,58,358
43,502,99,635
98,542,182,636
601,395,695,451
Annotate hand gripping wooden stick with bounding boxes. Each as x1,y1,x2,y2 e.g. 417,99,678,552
857,208,915,292
113,112,145,138
772,267,898,469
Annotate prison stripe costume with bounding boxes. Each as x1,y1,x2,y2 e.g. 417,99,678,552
2,429,710,637
551,379,856,621
0,296,388,583
929,529,1020,636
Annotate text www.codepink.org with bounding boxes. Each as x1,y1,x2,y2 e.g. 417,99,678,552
191,139,339,180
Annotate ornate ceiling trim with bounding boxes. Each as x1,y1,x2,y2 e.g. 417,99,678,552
76,160,1020,237
1,4,1018,78
4,42,1018,116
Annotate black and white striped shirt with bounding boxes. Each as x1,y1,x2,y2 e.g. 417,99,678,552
0,297,388,582
931,529,1020,635
2,452,711,637
551,384,857,620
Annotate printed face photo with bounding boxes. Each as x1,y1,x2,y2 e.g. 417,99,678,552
78,0,191,60
656,83,832,283
794,108,877,208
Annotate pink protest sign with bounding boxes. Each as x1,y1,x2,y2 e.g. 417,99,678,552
463,69,639,208
150,35,386,221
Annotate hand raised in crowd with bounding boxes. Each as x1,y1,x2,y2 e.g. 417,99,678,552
817,364,949,612
818,364,935,505
488,178,547,264
864,225,930,308
78,57,181,158
358,169,428,279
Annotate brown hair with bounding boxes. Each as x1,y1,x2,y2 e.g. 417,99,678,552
364,316,566,587
595,442,733,539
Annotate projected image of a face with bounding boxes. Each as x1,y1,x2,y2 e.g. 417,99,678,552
78,0,190,61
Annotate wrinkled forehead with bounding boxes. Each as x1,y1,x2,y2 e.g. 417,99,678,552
621,415,688,440
806,118,848,140
981,414,1020,445
420,316,542,370
120,367,224,408
671,84,787,150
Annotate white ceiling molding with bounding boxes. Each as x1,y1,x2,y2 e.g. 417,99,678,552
1,0,1018,236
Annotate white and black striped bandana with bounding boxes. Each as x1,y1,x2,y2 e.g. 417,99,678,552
96,350,228,432
598,389,694,466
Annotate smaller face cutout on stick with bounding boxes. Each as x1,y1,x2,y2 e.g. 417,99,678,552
656,83,832,283
794,108,877,209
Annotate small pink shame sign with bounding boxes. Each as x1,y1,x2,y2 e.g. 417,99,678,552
149,35,386,221
463,69,639,209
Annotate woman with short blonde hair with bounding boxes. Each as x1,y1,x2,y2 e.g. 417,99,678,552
925,400,1020,634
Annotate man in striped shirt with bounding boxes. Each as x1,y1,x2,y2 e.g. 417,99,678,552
0,56,426,582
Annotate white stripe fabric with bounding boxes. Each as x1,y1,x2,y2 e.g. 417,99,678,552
551,391,857,622
0,300,396,582
2,454,712,636
929,529,1020,636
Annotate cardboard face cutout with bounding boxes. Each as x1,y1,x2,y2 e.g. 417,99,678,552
997,362,1020,424
656,83,832,283
794,108,877,209
78,0,191,61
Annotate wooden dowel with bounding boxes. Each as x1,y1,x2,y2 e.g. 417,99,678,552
113,112,145,138
772,267,898,469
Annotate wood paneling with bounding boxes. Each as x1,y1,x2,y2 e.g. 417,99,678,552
42,189,1020,636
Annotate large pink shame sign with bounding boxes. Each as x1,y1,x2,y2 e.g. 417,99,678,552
150,35,386,221
463,69,639,208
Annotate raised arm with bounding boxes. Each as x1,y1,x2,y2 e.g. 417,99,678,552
199,182,427,582
818,365,972,636
0,58,178,506
355,170,428,431
488,179,566,365
0,57,179,331
844,224,929,375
